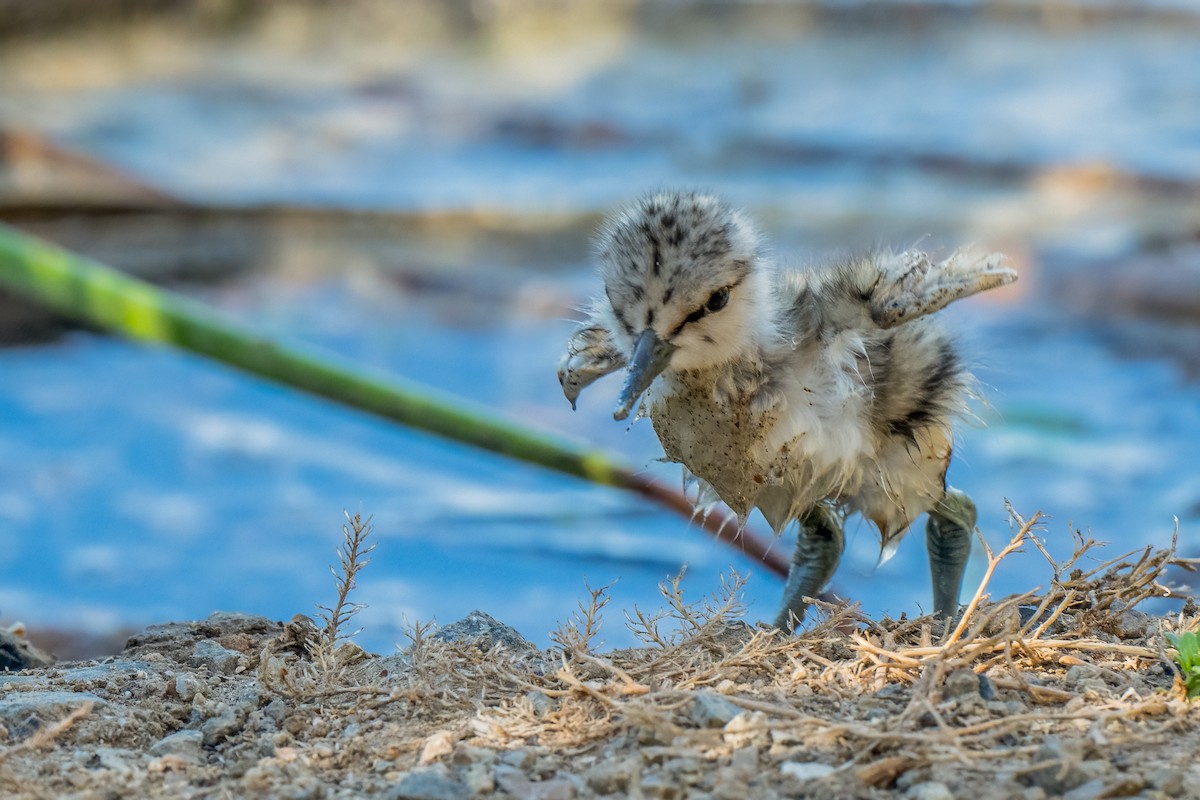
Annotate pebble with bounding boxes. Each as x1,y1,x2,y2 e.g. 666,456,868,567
62,661,154,684
494,764,577,799
263,697,288,724
0,690,106,725
0,674,40,687
1108,603,1152,639
201,704,245,746
1020,736,1088,794
722,711,768,749
729,745,758,775
419,730,456,765
500,749,535,769
663,756,702,776
639,772,681,799
780,762,835,781
584,756,634,794
149,729,204,760
1149,768,1185,794
90,746,137,772
191,639,242,674
906,781,954,800
691,690,742,728
711,766,750,800
525,689,555,717
451,743,495,766
176,672,203,701
461,762,495,796
387,768,471,800
1061,779,1107,800
942,668,982,700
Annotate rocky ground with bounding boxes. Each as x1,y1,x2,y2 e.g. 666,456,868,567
2,532,1199,800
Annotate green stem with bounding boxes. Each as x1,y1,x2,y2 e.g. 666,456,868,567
0,224,788,577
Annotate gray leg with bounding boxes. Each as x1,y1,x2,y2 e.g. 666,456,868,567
773,504,844,632
925,487,976,619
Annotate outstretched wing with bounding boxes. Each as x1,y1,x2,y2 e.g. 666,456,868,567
557,322,626,409
869,249,1017,329
777,248,1016,344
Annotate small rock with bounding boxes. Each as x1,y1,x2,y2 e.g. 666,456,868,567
722,711,768,749
0,690,105,726
191,639,241,674
942,668,982,700
62,660,154,683
236,682,261,708
149,729,204,760
176,672,203,701
707,619,756,650
1149,768,1185,794
91,746,136,771
585,757,634,794
639,772,681,799
663,756,702,775
201,705,244,746
525,690,555,717
1108,603,1152,640
451,743,495,766
1077,759,1113,782
500,749,535,769
691,691,742,728
419,730,456,765
1061,779,1107,800
781,762,835,781
711,766,749,800
906,781,954,800
461,762,495,796
0,674,40,688
1020,736,1088,794
387,768,470,800
263,697,288,724
431,611,534,653
729,745,758,775
494,765,577,799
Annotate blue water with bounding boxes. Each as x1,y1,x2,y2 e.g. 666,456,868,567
1,6,1198,652
0,276,1195,653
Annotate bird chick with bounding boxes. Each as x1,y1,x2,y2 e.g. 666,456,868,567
559,191,1017,630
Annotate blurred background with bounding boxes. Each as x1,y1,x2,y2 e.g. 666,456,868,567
1,0,1198,658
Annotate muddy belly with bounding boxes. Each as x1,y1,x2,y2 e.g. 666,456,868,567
649,383,780,517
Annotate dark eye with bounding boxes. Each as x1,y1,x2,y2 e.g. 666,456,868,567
706,286,730,312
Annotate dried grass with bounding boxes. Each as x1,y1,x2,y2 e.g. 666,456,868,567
249,504,1198,785
469,504,1199,773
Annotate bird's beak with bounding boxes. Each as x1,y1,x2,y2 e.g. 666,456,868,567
614,329,676,421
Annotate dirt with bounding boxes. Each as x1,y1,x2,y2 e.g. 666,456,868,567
2,553,1199,800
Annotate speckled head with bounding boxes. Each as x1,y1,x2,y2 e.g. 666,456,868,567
596,192,768,417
